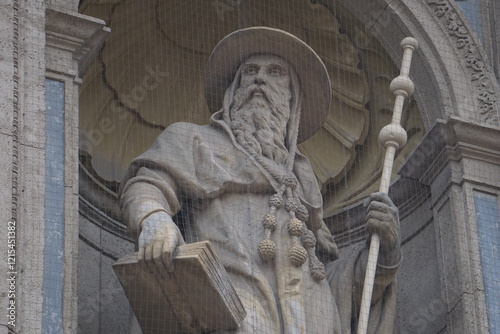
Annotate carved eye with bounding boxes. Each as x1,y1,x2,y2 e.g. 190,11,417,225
244,65,259,75
268,65,284,77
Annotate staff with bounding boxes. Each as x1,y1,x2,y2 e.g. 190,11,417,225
357,37,419,334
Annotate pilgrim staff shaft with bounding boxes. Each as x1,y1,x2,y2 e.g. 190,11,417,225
357,37,418,334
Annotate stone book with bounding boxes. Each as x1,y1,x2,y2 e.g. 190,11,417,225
113,241,247,334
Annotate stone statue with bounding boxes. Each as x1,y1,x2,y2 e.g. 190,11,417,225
120,27,400,333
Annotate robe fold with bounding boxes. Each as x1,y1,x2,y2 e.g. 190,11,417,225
120,112,397,333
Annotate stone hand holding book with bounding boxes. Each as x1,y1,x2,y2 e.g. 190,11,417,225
113,241,246,334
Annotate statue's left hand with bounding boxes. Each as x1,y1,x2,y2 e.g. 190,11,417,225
364,192,400,264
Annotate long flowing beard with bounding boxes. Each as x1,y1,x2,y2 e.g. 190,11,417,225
229,84,291,164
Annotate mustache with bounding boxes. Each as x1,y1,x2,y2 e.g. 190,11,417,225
232,84,272,110
247,85,267,98
232,81,293,113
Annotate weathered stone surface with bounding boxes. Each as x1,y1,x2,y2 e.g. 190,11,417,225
399,118,500,333
78,0,425,217
78,214,135,334
119,28,401,334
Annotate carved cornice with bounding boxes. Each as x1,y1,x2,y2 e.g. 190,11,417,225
427,0,499,124
400,117,500,187
45,7,110,77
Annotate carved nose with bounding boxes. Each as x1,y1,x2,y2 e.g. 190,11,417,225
254,72,265,85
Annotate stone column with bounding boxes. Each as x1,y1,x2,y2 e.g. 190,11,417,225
400,117,500,333
2,1,48,333
44,6,109,333
0,1,108,333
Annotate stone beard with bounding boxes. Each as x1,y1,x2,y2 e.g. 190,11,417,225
119,49,399,333
225,73,293,165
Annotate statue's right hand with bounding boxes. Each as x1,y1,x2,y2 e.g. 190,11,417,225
138,212,185,272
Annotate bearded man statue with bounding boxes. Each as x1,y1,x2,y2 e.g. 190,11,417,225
120,27,400,334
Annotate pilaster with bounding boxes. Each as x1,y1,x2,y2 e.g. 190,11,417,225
43,6,109,333
0,1,16,333
400,117,500,333
0,3,108,333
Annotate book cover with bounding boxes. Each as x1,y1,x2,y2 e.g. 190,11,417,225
113,241,246,334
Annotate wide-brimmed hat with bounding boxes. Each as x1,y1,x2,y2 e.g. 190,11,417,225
205,27,331,143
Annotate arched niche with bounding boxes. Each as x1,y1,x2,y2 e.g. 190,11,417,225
335,0,499,128
77,0,498,243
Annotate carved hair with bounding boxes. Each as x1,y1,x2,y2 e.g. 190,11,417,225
222,56,303,177
221,57,337,268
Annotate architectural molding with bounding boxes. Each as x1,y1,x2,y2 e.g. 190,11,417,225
11,0,19,225
45,6,109,78
42,7,110,334
78,191,129,241
398,116,498,333
334,0,500,128
78,200,134,261
426,0,500,124
412,125,499,204
400,116,500,188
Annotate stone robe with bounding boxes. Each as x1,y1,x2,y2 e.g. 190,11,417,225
120,111,397,333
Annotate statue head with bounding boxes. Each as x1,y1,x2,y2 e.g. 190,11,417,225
237,54,292,110
205,27,331,144
224,54,295,163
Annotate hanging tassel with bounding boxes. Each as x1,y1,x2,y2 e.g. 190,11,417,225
302,230,326,281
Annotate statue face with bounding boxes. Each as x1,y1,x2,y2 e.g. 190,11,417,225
239,55,291,101
228,54,293,164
